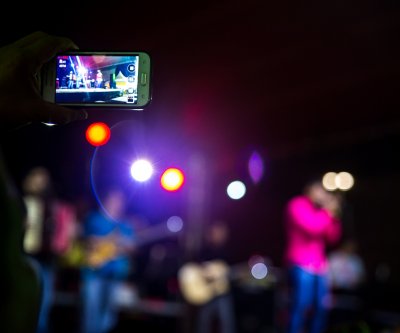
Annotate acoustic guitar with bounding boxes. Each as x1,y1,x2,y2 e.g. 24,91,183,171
178,259,233,306
178,258,281,305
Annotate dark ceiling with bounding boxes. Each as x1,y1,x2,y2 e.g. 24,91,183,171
2,0,400,188
3,1,400,155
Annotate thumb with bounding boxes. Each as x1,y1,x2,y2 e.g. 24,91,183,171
31,100,88,125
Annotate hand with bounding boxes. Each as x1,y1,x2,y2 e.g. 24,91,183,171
323,192,342,218
0,31,87,131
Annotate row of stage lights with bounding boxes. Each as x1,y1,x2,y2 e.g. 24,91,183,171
85,122,355,197
84,122,248,196
85,122,185,192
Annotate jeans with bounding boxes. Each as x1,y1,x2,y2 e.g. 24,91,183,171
26,258,55,333
287,266,329,333
197,293,236,333
80,269,120,333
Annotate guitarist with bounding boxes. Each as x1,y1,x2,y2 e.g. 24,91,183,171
181,220,236,333
80,187,136,333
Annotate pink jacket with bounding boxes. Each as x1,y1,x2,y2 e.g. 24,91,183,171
284,195,342,274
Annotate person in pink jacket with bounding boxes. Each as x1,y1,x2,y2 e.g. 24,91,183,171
284,179,342,333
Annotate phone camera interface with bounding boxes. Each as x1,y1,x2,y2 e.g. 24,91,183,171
55,54,140,105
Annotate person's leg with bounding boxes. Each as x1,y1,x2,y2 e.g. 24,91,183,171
100,278,119,333
287,266,314,333
217,293,236,333
310,273,329,333
37,262,55,333
197,299,217,333
81,269,102,333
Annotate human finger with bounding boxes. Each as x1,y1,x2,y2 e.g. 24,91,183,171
22,32,79,73
26,99,88,125
12,31,49,48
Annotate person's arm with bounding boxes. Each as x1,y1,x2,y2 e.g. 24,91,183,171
287,197,336,235
0,31,87,332
0,31,87,132
0,151,42,333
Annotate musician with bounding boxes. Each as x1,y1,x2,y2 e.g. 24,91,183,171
284,179,342,333
22,166,78,333
187,220,237,333
80,187,136,333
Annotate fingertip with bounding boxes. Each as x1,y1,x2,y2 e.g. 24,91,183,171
69,41,79,50
38,101,88,125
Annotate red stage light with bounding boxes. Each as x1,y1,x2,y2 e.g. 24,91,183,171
85,122,111,146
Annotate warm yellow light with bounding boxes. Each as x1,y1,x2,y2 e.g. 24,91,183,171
160,168,185,191
85,122,111,146
322,172,337,191
336,172,354,191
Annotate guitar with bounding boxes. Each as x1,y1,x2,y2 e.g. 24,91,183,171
178,258,281,305
85,222,181,268
178,259,234,306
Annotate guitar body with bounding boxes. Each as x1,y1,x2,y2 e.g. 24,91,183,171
86,238,118,268
178,260,230,306
84,222,180,268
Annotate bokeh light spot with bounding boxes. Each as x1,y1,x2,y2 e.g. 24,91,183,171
166,216,184,233
161,168,185,191
336,171,354,191
248,151,264,184
86,122,111,146
227,180,246,200
251,263,268,279
130,159,153,182
322,172,337,191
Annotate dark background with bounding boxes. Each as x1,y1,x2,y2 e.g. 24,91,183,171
2,0,400,317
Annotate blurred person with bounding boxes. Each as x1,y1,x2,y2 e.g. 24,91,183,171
67,70,75,89
283,179,343,333
179,220,236,333
95,69,103,88
0,31,87,333
22,166,78,333
80,187,136,333
328,239,366,292
327,239,366,325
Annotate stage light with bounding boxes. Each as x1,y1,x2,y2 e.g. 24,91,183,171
130,159,153,182
248,151,264,184
86,122,111,146
322,172,337,191
166,216,184,233
160,168,185,191
336,172,354,191
227,180,246,200
251,262,268,280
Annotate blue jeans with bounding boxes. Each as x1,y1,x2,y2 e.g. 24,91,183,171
26,258,55,333
80,269,120,333
287,266,329,333
197,293,236,333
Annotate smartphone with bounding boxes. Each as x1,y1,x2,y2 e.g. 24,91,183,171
41,51,151,109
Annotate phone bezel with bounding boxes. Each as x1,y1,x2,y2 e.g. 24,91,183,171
41,51,152,110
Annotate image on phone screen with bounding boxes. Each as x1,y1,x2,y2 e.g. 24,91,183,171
55,54,141,105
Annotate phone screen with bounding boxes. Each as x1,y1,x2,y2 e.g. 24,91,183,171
55,54,141,105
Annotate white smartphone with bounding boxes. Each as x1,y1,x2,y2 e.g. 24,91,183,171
41,51,151,109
